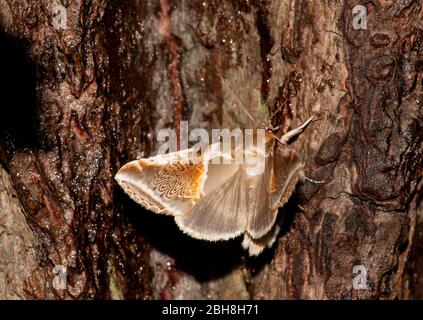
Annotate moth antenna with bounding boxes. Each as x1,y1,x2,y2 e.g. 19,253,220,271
304,176,326,184
279,116,314,145
268,99,288,121
220,77,255,123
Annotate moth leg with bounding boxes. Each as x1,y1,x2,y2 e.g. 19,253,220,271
304,176,326,184
265,131,285,146
279,116,314,145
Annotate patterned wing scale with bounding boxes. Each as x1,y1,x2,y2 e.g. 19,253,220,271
152,163,204,199
115,153,208,216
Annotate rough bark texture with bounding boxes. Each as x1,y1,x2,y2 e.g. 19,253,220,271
0,0,422,300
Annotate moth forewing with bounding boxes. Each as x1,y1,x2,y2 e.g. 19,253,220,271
115,143,222,216
245,150,278,239
242,119,312,254
270,145,304,211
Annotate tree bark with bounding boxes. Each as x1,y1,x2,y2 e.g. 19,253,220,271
0,0,422,300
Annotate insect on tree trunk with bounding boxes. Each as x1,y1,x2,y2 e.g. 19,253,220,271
0,0,422,300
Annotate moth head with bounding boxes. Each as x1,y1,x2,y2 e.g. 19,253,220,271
257,123,280,148
265,124,280,133
260,123,280,133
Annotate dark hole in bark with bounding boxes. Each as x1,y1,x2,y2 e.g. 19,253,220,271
0,29,38,151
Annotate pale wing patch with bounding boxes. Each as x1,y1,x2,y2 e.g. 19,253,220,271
245,155,277,239
175,167,248,241
242,225,280,256
271,145,303,211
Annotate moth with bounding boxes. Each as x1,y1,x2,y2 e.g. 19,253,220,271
115,75,314,256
